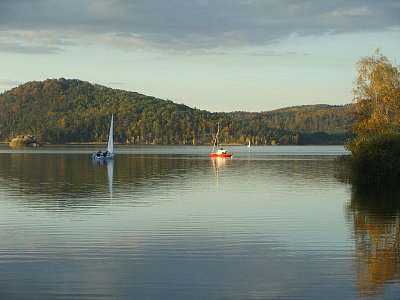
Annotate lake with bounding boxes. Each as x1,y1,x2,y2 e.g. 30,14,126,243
0,145,399,299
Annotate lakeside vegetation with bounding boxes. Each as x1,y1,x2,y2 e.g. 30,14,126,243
0,79,353,145
344,50,400,186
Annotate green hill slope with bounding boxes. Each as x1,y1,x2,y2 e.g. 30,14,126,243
0,78,354,145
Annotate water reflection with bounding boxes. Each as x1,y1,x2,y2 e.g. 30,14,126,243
0,152,339,210
0,153,204,209
107,160,114,200
3,147,400,299
92,159,114,201
346,186,400,297
211,157,232,190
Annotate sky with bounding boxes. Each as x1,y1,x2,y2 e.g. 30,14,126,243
0,0,399,112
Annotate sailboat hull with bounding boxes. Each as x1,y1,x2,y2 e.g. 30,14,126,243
92,152,114,160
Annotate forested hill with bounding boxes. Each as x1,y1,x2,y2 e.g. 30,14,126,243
0,78,354,145
229,104,355,134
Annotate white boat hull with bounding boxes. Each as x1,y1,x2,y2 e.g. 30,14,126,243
92,151,114,160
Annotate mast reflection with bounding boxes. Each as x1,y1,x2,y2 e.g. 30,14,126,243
93,158,114,201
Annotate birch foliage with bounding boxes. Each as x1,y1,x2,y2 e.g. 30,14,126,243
352,50,400,137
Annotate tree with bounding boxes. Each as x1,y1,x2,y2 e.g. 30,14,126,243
352,49,400,138
345,50,400,185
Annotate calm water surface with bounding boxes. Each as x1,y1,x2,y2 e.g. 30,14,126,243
0,145,399,299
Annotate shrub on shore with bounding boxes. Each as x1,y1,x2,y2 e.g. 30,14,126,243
345,134,400,186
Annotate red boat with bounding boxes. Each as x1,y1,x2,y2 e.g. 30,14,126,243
210,123,233,158
210,148,233,158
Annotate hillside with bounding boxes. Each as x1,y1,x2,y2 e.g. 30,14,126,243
0,79,354,145
230,104,354,133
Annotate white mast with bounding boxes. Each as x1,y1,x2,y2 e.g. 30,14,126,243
107,114,114,154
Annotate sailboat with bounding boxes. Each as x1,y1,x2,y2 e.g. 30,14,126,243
210,123,233,158
92,114,115,160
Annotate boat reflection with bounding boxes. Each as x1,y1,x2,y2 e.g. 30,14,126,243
107,160,114,200
211,157,232,190
346,185,400,297
93,159,114,201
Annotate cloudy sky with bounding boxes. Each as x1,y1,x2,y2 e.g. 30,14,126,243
0,0,399,112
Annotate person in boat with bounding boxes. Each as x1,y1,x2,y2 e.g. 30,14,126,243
103,151,109,157
96,151,102,157
217,147,228,154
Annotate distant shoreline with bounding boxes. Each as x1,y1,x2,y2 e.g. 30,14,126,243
0,142,345,146
65,142,109,145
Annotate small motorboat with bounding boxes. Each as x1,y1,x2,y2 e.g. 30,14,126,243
211,148,233,158
210,123,233,158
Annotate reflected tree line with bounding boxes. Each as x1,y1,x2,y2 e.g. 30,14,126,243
1,153,340,204
0,153,209,209
336,155,400,296
346,185,400,297
0,152,348,212
337,161,400,297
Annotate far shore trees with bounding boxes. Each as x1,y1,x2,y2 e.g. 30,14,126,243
0,78,351,145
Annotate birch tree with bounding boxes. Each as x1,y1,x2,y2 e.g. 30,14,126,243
352,49,400,137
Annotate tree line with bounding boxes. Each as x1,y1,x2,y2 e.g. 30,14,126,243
0,78,353,145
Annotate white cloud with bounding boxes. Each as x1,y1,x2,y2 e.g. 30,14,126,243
329,7,372,18
0,30,75,54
